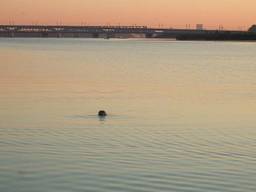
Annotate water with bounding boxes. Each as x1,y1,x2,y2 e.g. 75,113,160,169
0,38,256,192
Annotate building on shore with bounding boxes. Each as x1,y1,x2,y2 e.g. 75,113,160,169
249,25,256,32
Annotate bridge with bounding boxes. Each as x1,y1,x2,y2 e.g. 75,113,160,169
0,25,200,38
0,25,256,40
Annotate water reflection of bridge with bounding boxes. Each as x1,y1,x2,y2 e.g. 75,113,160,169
0,25,256,40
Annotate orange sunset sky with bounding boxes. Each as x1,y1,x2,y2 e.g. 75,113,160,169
0,0,255,30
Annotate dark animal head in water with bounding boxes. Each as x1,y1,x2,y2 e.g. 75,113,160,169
98,110,107,117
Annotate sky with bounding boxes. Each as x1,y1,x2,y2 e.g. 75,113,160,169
0,0,255,30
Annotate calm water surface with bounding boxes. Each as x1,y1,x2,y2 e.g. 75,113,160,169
0,39,256,192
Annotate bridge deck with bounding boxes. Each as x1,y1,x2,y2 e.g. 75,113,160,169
0,25,255,40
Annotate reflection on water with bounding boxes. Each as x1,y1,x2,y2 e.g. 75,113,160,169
98,116,107,122
0,39,256,192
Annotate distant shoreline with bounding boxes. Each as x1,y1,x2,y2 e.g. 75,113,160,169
1,25,256,41
1,37,256,42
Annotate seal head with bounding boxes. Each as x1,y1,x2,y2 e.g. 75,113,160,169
98,110,107,117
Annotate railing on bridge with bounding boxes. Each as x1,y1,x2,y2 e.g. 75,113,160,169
0,25,148,33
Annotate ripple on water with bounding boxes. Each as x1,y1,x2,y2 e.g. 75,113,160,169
1,123,256,192
1,40,256,192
